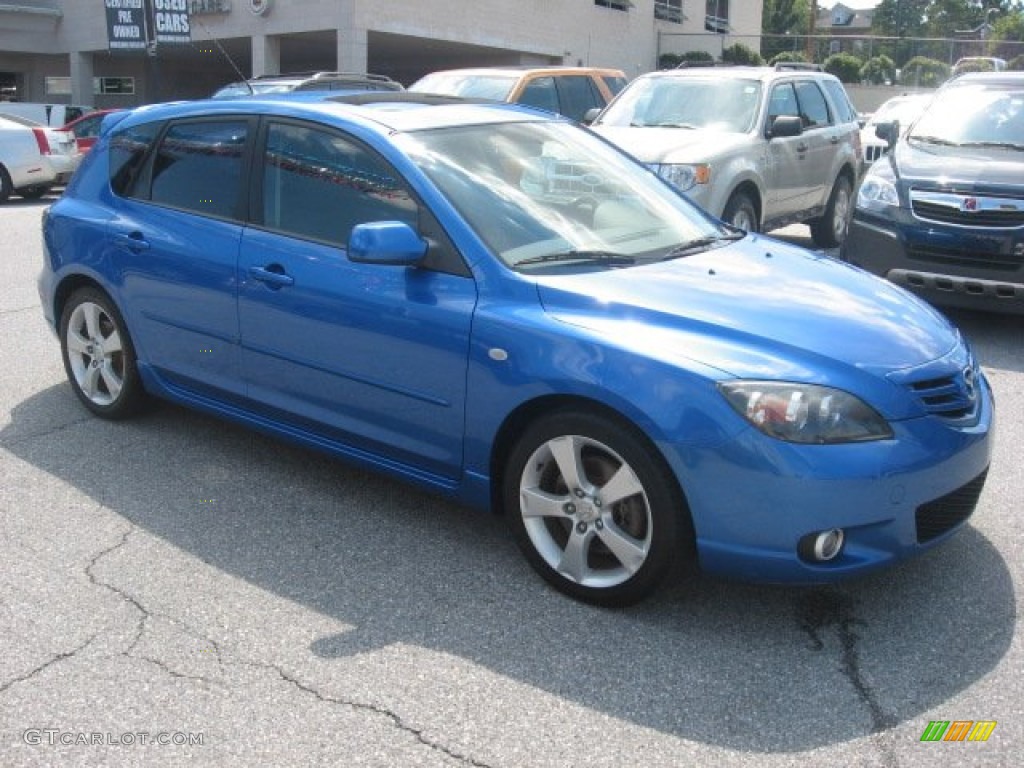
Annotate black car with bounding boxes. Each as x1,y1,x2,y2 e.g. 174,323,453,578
843,72,1024,314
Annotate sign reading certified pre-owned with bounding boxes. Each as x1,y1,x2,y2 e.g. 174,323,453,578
104,0,147,51
152,0,191,44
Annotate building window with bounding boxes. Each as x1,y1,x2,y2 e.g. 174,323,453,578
705,0,729,33
595,0,631,11
655,0,683,24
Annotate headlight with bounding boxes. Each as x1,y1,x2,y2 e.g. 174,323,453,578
656,163,710,193
718,381,893,444
856,174,899,211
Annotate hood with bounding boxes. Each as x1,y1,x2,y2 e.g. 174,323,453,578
533,236,958,402
889,138,1024,190
593,125,751,165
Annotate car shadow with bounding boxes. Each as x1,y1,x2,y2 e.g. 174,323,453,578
2,382,1014,752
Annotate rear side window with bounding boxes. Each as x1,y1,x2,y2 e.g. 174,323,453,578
150,120,249,219
794,81,831,129
517,77,560,114
821,80,859,123
556,76,604,121
109,121,160,197
603,75,628,96
260,121,417,247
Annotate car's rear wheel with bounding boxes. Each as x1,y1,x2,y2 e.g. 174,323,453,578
810,175,852,248
722,191,758,232
504,410,692,606
18,185,51,200
59,287,146,419
0,165,12,204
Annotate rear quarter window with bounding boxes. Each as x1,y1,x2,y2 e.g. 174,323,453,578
821,80,859,124
109,121,161,197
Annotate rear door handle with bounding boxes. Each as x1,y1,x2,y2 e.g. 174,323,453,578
249,265,295,288
796,142,809,153
114,232,150,252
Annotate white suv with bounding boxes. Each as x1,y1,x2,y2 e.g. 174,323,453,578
590,64,862,247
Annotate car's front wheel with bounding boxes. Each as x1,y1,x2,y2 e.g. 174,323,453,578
722,191,759,233
504,410,692,606
0,165,12,204
59,287,146,419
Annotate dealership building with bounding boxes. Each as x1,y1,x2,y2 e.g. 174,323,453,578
0,0,760,107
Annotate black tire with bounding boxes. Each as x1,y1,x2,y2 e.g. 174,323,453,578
0,165,12,204
810,175,853,248
503,409,693,606
18,185,51,200
59,287,146,419
722,191,758,233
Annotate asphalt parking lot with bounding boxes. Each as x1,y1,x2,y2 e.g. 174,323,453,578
1,196,1021,767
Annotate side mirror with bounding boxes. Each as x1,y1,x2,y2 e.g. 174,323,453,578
874,120,900,149
767,114,803,139
348,221,427,266
582,107,602,125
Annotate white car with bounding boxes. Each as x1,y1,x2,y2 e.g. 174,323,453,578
860,93,932,166
0,113,81,202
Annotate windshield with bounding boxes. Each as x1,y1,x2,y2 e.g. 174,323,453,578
409,73,518,101
867,95,929,128
399,120,726,270
597,77,762,133
910,83,1024,148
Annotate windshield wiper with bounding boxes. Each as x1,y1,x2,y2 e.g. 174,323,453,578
635,121,699,129
659,233,744,261
910,135,962,147
515,250,636,267
959,140,1024,152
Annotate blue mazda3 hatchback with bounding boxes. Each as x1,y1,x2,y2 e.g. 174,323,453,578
39,94,994,605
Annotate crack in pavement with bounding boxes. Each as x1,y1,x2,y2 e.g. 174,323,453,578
0,635,96,695
83,521,491,765
239,659,495,768
0,305,38,317
85,526,223,689
0,415,95,448
797,588,899,767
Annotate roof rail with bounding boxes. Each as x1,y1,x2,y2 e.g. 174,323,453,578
773,62,823,72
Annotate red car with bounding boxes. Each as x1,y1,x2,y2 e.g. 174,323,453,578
60,109,123,153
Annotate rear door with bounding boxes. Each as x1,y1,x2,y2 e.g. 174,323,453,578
792,78,842,212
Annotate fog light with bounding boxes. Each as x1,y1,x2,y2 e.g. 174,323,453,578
799,528,845,563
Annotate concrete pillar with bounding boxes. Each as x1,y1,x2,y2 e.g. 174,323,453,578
252,34,281,77
69,51,94,106
337,27,367,72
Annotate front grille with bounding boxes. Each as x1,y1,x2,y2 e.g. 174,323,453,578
916,469,988,543
911,189,1024,229
906,243,1022,273
904,363,981,421
864,145,887,163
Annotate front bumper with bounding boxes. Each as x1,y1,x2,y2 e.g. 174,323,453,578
843,211,1024,314
668,373,994,584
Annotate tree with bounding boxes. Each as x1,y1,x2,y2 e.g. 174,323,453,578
721,43,765,66
872,0,930,38
860,54,897,84
762,0,810,61
825,52,865,82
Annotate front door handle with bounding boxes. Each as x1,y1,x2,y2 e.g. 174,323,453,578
249,265,294,288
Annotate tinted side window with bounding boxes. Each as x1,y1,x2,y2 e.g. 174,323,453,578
556,76,603,121
517,76,560,114
261,121,418,247
150,120,248,219
821,80,858,124
794,81,831,128
767,83,800,123
109,121,161,198
603,75,628,96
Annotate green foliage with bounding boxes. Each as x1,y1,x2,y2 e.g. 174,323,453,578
900,56,951,86
824,52,864,83
721,43,765,66
860,54,896,84
659,50,715,69
1009,53,1024,70
762,0,809,35
769,51,809,66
